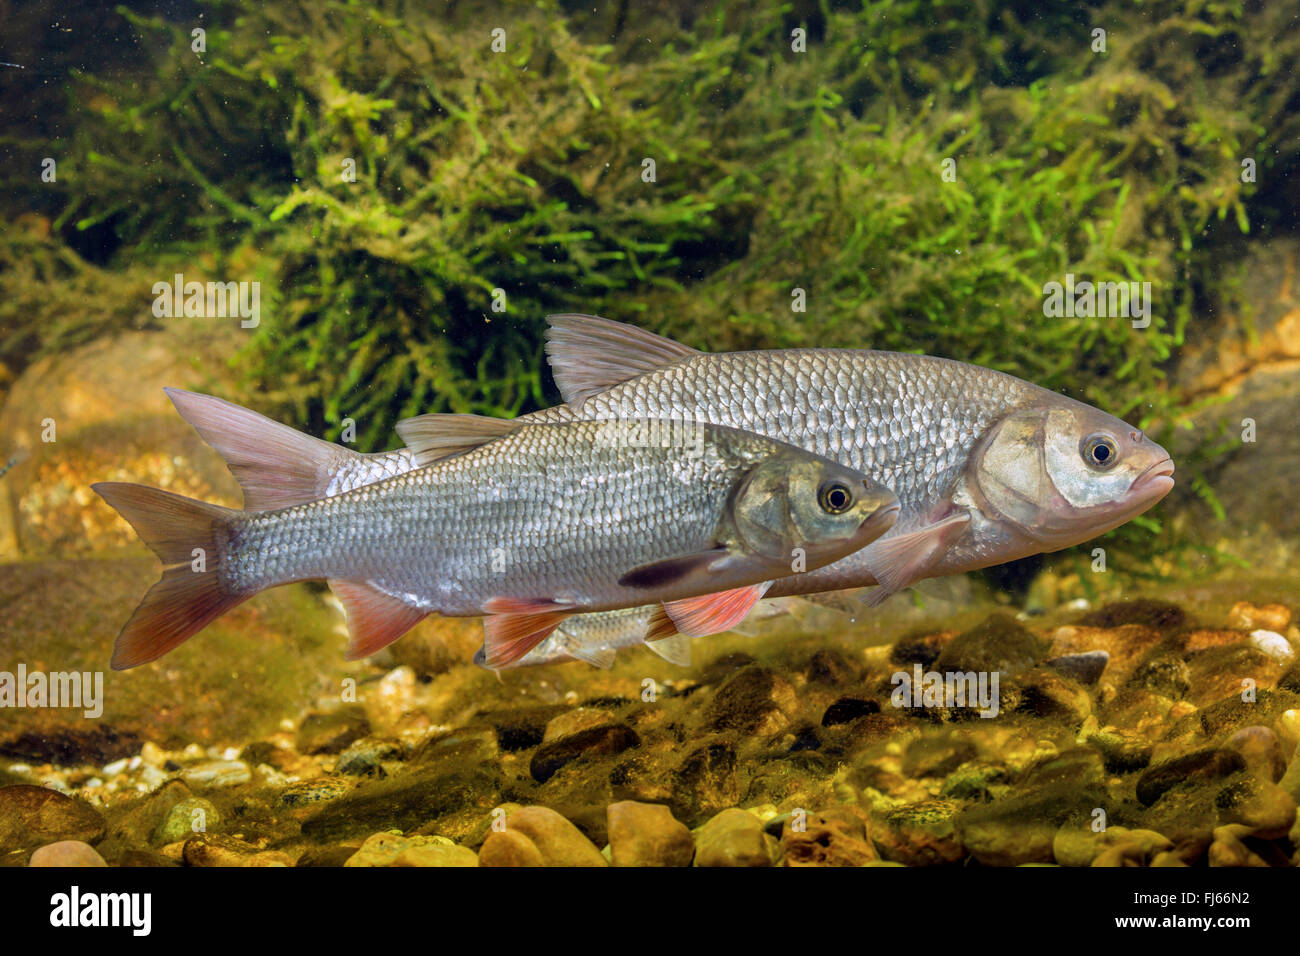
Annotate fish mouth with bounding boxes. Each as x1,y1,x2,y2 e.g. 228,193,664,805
1130,457,1175,498
858,498,902,541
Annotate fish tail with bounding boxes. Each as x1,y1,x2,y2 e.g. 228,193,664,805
92,482,248,670
164,387,363,510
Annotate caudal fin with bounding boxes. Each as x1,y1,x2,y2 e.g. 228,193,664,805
92,482,247,669
164,388,364,511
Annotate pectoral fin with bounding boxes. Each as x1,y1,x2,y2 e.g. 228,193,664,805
618,547,732,590
860,512,971,607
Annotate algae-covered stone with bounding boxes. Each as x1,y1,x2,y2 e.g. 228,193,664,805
693,808,775,867
277,778,352,809
530,724,639,784
876,800,963,866
154,796,220,845
296,708,371,756
703,665,796,735
777,806,878,867
932,613,1049,678
955,783,1103,866
1136,749,1246,807
670,739,740,826
0,785,105,852
606,801,693,867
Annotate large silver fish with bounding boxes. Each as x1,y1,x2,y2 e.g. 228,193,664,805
287,314,1173,613
95,404,898,669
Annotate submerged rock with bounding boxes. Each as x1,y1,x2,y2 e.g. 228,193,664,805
606,801,694,867
0,785,105,851
478,806,606,867
693,809,776,867
28,840,108,867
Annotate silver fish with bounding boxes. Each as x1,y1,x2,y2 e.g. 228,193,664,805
296,314,1172,607
96,403,898,669
472,606,690,670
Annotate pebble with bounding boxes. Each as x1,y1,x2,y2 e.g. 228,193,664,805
154,797,220,844
478,806,606,867
703,665,796,735
1052,825,1172,867
1225,726,1287,782
693,808,776,867
1135,749,1246,806
180,760,250,789
182,834,293,867
296,708,371,755
780,806,878,866
606,801,694,867
877,800,963,866
28,840,108,867
335,738,404,776
1045,650,1110,685
1214,777,1296,840
139,741,166,768
1248,630,1295,664
1227,601,1291,631
0,785,105,850
478,828,546,867
1207,825,1269,868
670,739,740,826
344,832,476,867
529,724,640,784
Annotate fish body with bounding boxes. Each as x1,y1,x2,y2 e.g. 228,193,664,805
315,315,1174,605
473,606,676,670
96,410,897,668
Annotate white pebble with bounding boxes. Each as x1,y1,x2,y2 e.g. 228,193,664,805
1249,630,1295,663
102,758,129,776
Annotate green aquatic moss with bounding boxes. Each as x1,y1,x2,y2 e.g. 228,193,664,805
9,0,1299,575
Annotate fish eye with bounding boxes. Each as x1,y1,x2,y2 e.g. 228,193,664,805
1081,434,1119,470
818,481,853,514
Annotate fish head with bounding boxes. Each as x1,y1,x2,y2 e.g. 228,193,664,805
971,401,1174,551
731,454,900,567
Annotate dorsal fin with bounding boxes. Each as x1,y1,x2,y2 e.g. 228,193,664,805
544,314,700,408
394,414,520,467
165,388,362,511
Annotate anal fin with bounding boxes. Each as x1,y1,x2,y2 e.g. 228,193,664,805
482,597,575,668
330,580,430,660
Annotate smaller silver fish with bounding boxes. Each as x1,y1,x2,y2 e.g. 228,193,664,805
472,606,690,670
98,392,900,669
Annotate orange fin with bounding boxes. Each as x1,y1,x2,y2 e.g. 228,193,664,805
165,388,361,511
543,313,700,408
660,581,775,638
861,512,971,607
394,414,519,468
92,482,247,669
481,597,575,668
644,607,681,643
329,580,429,660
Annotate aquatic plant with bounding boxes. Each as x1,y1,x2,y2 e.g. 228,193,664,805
7,0,1298,575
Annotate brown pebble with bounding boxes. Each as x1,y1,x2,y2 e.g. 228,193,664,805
1227,602,1291,632
606,801,693,867
478,829,545,867
28,840,107,867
